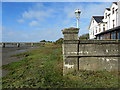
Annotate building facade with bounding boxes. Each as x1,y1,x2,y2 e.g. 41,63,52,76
118,1,120,26
89,16,105,39
89,1,120,40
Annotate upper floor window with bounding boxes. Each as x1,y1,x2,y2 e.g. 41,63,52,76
105,13,107,19
116,9,118,26
99,25,101,32
112,7,114,14
96,27,97,33
116,9,118,12
99,27,101,32
103,24,105,31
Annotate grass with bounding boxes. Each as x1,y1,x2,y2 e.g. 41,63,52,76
2,44,119,88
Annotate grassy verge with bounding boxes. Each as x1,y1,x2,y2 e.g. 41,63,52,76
2,45,119,88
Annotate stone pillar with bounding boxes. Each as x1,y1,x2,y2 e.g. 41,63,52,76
62,27,79,75
17,43,20,47
2,43,5,48
31,43,33,47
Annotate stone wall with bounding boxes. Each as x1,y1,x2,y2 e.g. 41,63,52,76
62,28,120,74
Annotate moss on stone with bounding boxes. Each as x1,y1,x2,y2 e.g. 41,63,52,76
62,27,79,31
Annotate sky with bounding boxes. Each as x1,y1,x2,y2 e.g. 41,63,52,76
1,2,113,42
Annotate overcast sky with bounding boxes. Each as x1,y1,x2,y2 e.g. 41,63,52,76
2,2,113,42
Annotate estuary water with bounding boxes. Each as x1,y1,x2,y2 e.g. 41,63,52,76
1,45,39,77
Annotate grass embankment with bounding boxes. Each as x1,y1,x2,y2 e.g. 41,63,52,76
2,45,119,88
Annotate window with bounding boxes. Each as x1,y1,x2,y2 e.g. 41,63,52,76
102,35,105,39
103,24,105,31
105,13,107,19
97,36,100,40
100,36,103,40
106,22,108,30
96,27,97,33
99,27,101,32
93,30,94,35
111,32,116,39
103,28,105,31
113,20,115,28
118,32,120,39
112,8,114,14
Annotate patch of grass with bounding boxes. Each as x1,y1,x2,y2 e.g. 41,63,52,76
66,70,119,88
2,45,64,88
2,45,119,88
